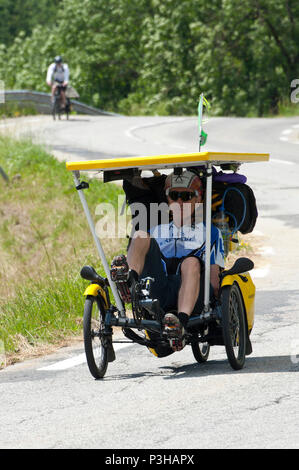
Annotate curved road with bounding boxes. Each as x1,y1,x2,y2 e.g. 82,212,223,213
0,114,299,449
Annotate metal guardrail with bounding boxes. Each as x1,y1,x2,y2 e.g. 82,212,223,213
3,90,118,116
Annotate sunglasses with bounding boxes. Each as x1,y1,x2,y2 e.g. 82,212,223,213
166,189,199,202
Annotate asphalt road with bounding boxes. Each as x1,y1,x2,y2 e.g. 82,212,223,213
0,113,299,449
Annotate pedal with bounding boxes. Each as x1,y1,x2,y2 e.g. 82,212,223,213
110,267,128,283
110,255,131,303
169,337,185,352
163,313,186,351
165,325,179,337
117,282,131,304
110,255,129,282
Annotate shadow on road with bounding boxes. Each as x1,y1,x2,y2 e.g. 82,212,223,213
104,354,298,382
61,118,91,122
159,354,299,380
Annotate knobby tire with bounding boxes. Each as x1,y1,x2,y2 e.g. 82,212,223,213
83,295,108,379
221,284,246,370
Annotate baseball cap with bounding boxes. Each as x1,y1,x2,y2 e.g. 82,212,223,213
165,170,203,193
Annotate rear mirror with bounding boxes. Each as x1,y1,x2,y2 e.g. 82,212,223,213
222,257,254,277
80,265,101,282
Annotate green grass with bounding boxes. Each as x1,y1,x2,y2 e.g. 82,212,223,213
0,272,85,352
0,102,39,119
0,135,127,364
276,99,299,117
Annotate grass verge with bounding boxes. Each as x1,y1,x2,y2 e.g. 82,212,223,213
0,135,127,367
0,134,263,368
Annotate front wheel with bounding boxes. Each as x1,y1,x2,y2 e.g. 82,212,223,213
66,99,70,120
221,284,246,370
52,95,60,120
83,295,109,379
52,98,56,120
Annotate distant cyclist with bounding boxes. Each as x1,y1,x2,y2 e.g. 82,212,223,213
46,55,69,109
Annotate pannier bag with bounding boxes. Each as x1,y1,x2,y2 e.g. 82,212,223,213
212,182,258,234
123,173,257,235
123,174,168,233
65,86,80,99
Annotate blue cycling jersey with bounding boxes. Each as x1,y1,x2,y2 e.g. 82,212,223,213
150,221,225,271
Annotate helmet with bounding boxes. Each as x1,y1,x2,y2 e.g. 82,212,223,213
54,55,63,64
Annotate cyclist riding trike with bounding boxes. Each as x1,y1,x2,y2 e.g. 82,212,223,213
66,149,269,379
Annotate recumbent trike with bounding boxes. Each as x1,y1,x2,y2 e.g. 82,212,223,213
66,150,269,379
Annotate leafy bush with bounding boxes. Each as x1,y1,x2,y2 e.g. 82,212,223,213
0,0,298,116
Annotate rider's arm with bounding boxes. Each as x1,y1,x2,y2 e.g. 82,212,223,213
63,63,69,85
210,264,221,298
46,63,55,86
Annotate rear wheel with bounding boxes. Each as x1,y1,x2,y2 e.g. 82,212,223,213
83,295,109,379
191,326,210,363
221,284,246,370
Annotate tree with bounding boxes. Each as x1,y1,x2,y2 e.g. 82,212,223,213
0,0,298,115
53,0,152,109
0,0,60,46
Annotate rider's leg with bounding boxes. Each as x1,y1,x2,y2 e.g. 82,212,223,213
127,230,151,276
129,235,181,310
60,89,66,108
110,230,150,303
163,257,201,352
51,84,57,102
177,256,201,317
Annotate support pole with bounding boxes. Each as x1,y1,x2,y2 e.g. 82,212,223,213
204,163,212,311
73,171,125,316
198,93,203,152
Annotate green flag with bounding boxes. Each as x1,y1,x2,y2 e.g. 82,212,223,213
198,94,210,149
200,130,208,146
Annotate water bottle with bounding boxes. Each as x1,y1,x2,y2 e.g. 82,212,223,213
212,211,230,256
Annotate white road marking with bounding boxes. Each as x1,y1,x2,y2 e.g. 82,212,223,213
258,246,275,256
0,118,41,128
38,352,87,371
38,342,131,371
251,265,270,279
125,117,193,143
125,125,145,142
279,126,299,146
281,129,293,135
251,230,264,236
271,158,294,165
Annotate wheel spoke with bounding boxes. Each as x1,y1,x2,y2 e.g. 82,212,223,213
83,297,108,378
229,293,241,353
221,284,246,370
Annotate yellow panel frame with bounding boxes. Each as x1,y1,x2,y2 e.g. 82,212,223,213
66,151,269,172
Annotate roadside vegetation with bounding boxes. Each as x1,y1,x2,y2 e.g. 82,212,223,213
0,102,39,119
0,0,295,366
0,0,298,117
0,136,127,366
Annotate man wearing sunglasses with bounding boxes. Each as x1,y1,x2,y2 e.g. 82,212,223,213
111,170,225,352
